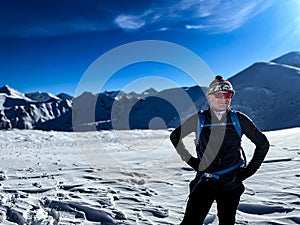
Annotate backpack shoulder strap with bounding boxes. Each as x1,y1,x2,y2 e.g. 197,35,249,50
196,110,205,159
230,109,247,165
230,110,242,138
196,110,204,146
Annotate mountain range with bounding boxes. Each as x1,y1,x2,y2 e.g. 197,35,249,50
1,51,300,131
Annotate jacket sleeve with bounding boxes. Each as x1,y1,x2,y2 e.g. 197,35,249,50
170,114,200,170
237,112,270,180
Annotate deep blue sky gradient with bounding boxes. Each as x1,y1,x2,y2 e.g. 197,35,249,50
0,0,300,95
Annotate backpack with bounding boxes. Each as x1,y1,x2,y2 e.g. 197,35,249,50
195,109,247,164
188,109,247,196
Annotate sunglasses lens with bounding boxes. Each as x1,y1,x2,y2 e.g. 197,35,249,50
214,92,233,98
214,92,223,98
225,92,233,98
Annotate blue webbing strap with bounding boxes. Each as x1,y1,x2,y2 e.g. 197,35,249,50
230,110,242,137
210,160,244,177
189,160,245,197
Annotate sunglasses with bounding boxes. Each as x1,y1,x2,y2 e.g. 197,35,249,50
213,92,233,99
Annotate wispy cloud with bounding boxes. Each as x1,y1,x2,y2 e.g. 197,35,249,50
0,0,273,38
113,0,274,33
183,0,274,33
174,0,221,17
114,10,154,31
115,14,145,30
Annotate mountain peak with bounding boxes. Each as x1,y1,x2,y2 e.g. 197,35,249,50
141,88,157,96
0,85,34,102
57,93,73,100
271,51,300,68
0,85,23,96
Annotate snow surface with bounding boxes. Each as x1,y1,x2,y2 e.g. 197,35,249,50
0,128,299,224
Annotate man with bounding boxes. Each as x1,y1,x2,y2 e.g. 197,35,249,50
170,75,269,225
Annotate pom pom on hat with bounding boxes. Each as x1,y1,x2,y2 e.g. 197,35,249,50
207,75,235,95
215,75,223,80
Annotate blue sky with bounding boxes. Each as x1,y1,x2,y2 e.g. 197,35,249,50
0,0,300,96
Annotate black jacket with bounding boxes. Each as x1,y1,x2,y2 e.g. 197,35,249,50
170,108,270,190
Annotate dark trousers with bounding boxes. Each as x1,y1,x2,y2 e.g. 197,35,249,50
180,182,245,225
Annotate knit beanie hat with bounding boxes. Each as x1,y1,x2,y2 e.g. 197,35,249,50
207,75,235,95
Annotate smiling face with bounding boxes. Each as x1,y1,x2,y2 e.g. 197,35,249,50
207,91,233,111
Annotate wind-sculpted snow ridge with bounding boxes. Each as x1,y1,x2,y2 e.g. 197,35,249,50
0,128,299,224
271,51,300,69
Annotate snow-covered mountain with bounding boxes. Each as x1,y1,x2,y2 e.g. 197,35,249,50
0,86,72,129
1,51,300,131
229,61,300,130
71,85,207,131
0,85,34,109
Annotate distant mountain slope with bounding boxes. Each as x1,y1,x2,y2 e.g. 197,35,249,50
25,91,61,102
57,93,73,100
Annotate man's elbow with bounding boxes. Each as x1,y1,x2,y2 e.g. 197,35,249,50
261,135,270,154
